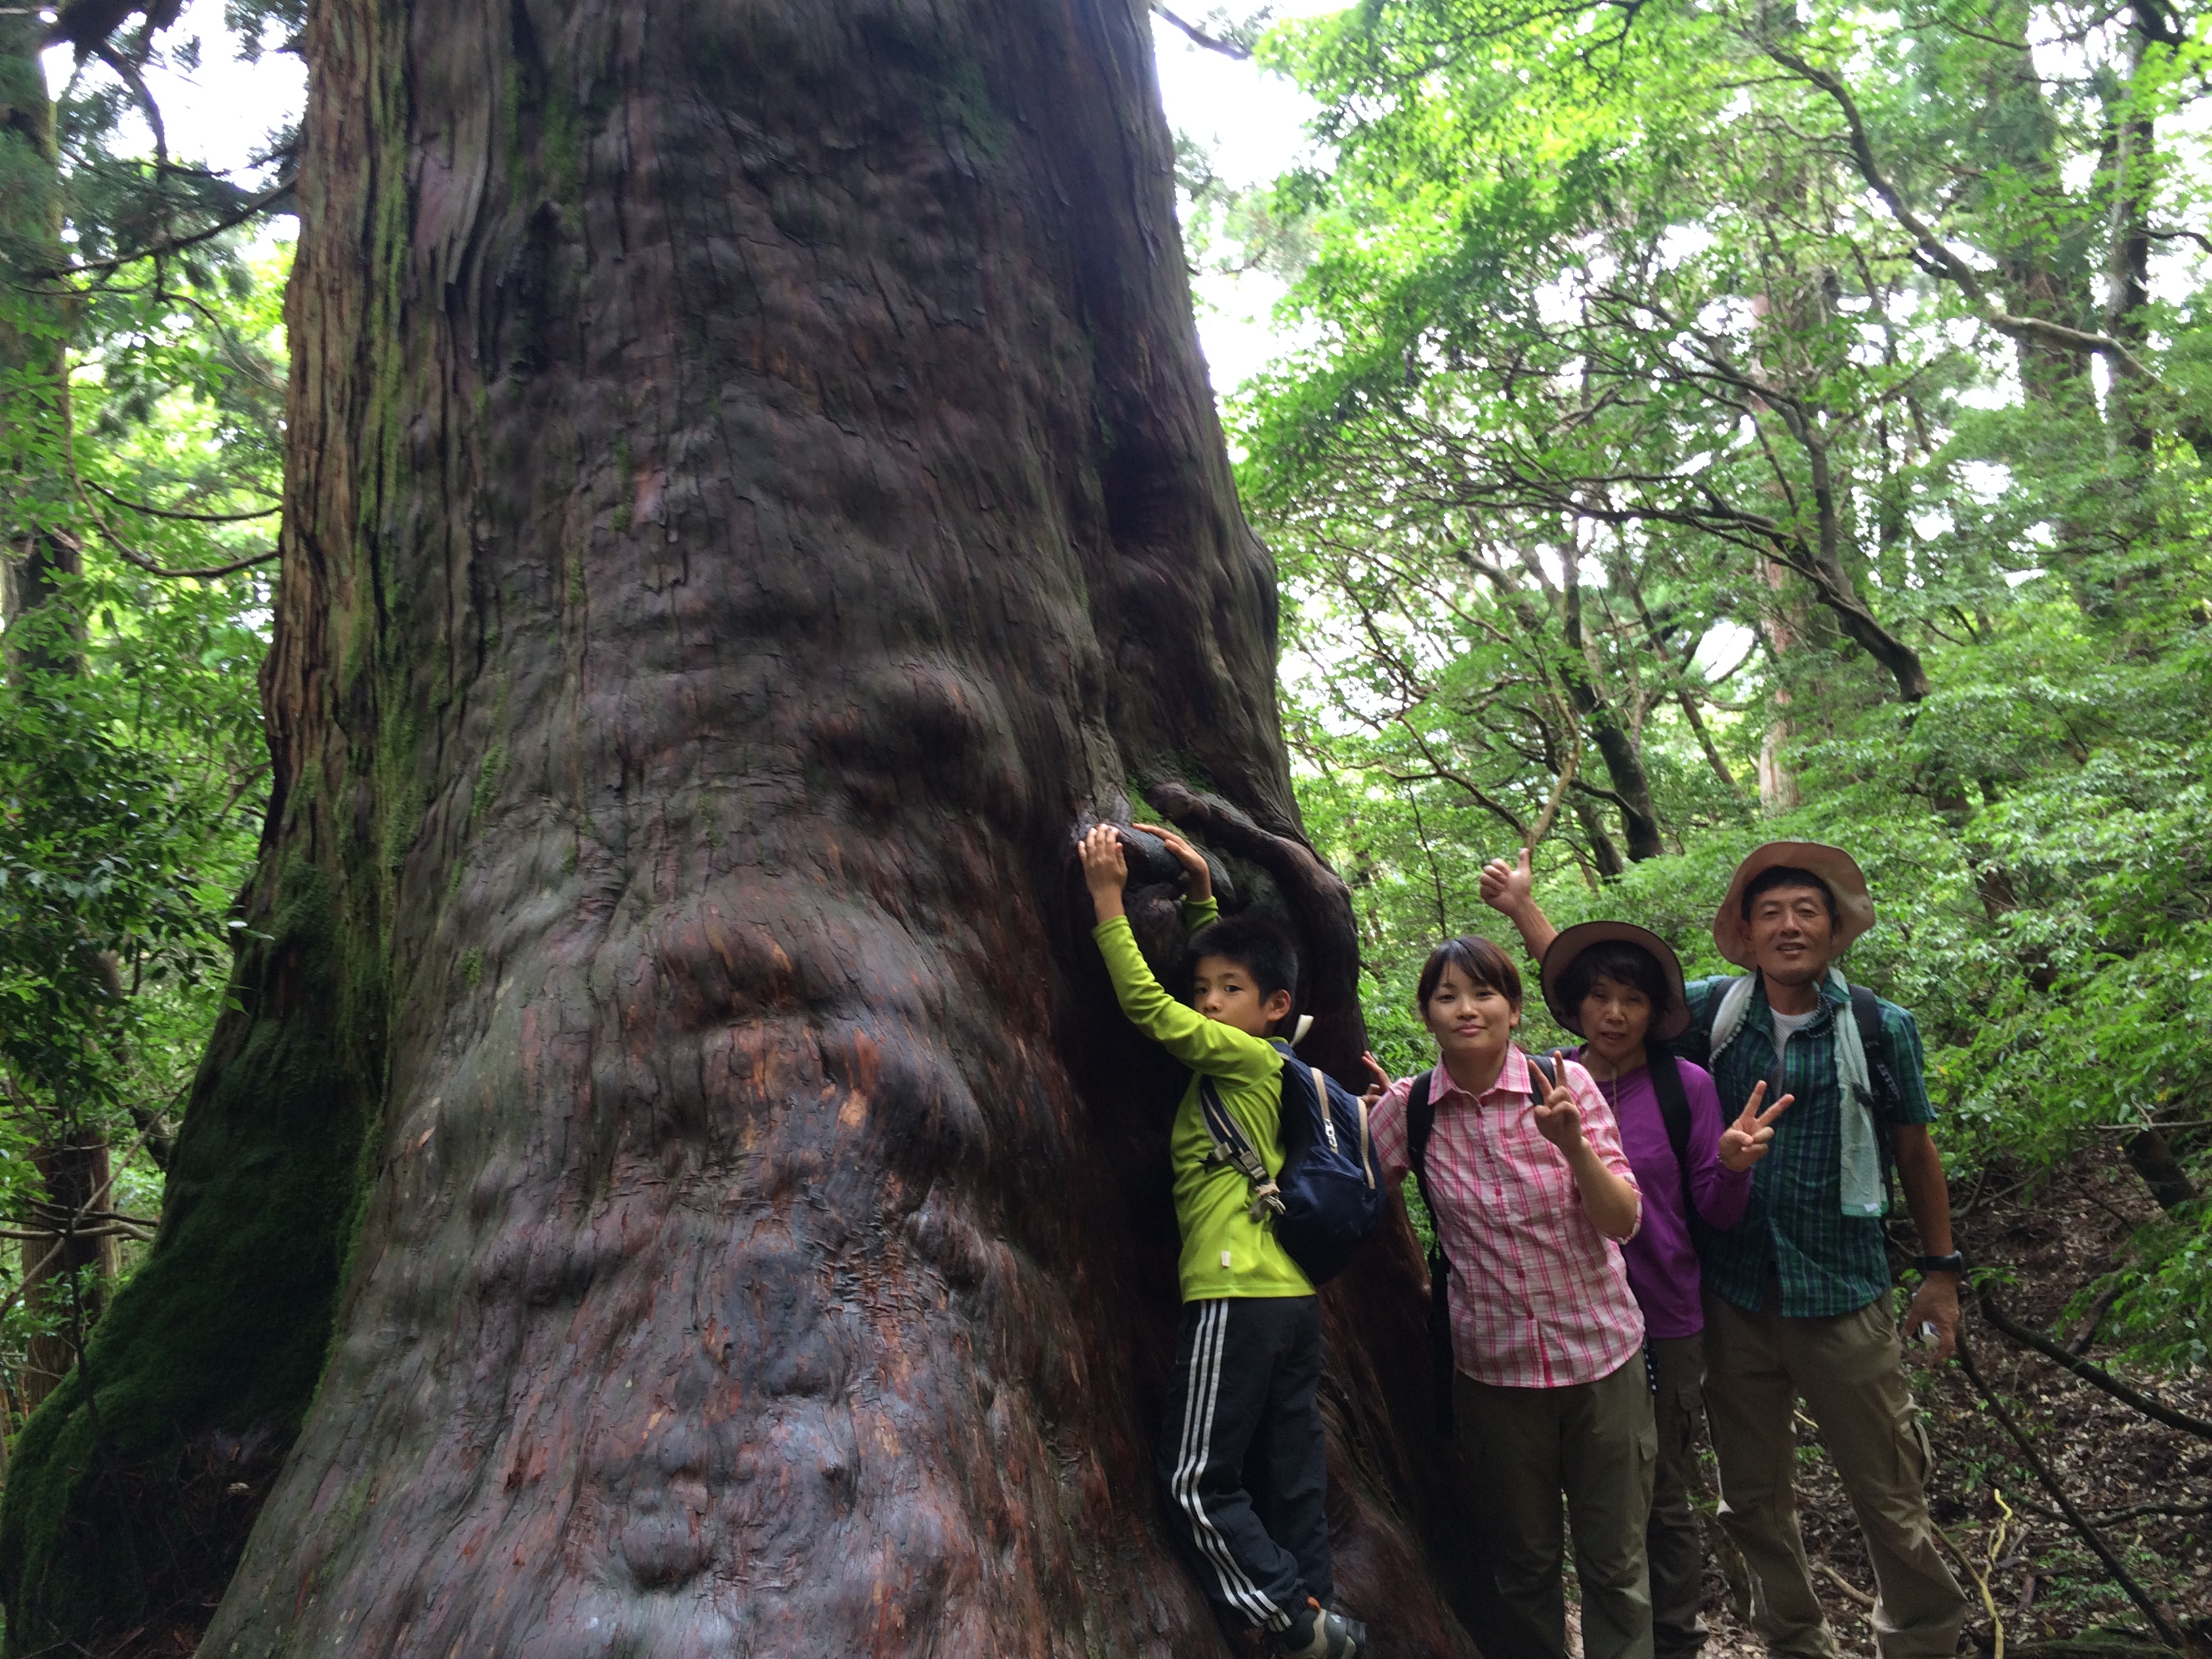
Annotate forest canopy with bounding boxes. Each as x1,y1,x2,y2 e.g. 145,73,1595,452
1191,0,2212,1362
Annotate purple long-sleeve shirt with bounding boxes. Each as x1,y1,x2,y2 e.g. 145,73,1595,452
1575,1052,1751,1339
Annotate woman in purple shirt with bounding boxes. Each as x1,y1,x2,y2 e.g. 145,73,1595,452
1502,910,1787,1659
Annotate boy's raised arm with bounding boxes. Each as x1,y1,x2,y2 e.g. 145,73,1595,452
1080,825,1275,1084
1080,823,1132,922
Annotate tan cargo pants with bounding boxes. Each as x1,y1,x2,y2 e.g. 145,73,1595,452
1701,1286,1968,1659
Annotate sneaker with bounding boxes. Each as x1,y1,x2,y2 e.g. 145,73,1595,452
1275,1597,1366,1658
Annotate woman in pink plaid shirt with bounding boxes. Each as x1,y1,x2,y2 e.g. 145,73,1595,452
1364,936,1654,1659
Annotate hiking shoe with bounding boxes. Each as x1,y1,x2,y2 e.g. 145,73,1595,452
1276,1598,1365,1658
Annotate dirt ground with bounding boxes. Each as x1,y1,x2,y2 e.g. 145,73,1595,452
1563,1152,2212,1659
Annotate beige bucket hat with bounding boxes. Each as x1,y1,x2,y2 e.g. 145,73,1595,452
1538,920,1694,1042
1713,841,1875,968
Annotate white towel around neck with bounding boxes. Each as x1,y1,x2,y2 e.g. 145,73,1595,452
1708,967,1885,1218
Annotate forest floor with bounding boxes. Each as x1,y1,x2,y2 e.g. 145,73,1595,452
83,1156,2211,1659
1660,1152,2212,1659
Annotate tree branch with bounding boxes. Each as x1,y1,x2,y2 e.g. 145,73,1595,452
1955,1333,2188,1650
1977,1285,2212,1441
1150,3,1254,58
108,543,279,579
23,176,295,282
83,477,280,523
1761,43,2153,377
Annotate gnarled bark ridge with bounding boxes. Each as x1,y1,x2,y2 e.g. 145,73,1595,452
6,0,1503,1653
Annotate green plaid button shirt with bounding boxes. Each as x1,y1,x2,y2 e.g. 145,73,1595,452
1683,974,1936,1318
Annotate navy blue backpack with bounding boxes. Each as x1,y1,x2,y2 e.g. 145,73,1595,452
1197,1038,1386,1286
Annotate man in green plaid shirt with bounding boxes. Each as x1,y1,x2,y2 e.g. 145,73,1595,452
1680,844,1968,1659
1685,952,1936,1321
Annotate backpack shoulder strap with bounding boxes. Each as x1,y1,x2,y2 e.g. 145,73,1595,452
1404,1068,1458,1437
1648,1050,1696,1214
1408,1069,1437,1184
1849,984,1882,1054
1197,1076,1284,1220
1847,985,1902,1113
1675,981,1721,1067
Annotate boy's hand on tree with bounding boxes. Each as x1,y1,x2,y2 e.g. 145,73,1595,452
1079,825,1130,922
1480,846,1535,915
1719,1082,1793,1172
1530,1058,1587,1155
1358,1050,1390,1109
1130,822,1212,903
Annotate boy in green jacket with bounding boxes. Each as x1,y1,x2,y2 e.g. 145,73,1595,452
1079,823,1366,1659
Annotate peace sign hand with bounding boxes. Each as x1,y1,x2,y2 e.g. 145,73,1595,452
1719,1081,1793,1172
1530,1054,1588,1155
1358,1050,1391,1110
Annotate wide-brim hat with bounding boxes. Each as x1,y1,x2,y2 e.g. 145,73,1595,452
1712,841,1875,968
1538,921,1693,1043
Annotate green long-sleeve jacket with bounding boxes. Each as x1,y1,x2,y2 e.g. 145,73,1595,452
1092,901,1313,1303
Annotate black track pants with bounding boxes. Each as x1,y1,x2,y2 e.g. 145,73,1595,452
1155,1295,1330,1633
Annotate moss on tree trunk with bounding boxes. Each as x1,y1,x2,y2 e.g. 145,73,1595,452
3,1,1490,1652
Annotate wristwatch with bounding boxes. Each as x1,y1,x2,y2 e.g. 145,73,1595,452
1914,1252,1965,1276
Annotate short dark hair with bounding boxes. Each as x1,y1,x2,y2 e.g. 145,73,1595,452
1557,940,1671,1014
1742,865,1839,924
1187,914,1299,1004
1416,935,1522,1012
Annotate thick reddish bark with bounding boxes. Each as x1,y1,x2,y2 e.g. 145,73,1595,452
143,1,1488,1652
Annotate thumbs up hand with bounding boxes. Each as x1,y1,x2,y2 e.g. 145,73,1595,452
1479,846,1535,916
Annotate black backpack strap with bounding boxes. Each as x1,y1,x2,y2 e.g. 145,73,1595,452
1648,1050,1697,1219
1197,1076,1284,1222
1848,987,1898,1109
1406,1071,1456,1437
1408,1069,1438,1181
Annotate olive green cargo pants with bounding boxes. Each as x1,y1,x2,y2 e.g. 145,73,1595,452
1455,1356,1656,1659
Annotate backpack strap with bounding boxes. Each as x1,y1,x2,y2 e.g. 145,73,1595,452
1677,981,1723,1068
1408,1069,1438,1180
1848,986,1900,1111
1197,1076,1285,1223
1406,1071,1455,1437
1647,1049,1697,1219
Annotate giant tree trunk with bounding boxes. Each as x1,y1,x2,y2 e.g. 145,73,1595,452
2,1,1487,1654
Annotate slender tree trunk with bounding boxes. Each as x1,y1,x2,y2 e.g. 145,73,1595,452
3,3,1488,1654
1560,558,1664,860
1755,561,1803,812
2101,20,2157,476
3,14,124,1428
1521,540,1662,859
20,1138,121,1414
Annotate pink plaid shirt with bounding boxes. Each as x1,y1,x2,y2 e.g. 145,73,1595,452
1373,1048,1646,1389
